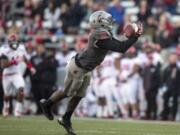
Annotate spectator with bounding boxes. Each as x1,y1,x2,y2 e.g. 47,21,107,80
33,14,43,32
61,0,87,34
38,47,58,100
60,3,71,34
107,0,124,34
30,45,46,114
31,0,44,17
55,39,76,86
161,53,180,121
142,54,161,120
44,0,61,29
156,12,174,48
107,0,124,25
144,16,157,42
164,0,177,14
56,39,76,69
25,41,36,58
137,0,151,24
24,0,33,17
119,47,142,119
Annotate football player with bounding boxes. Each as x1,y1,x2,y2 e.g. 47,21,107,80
0,34,36,117
95,52,122,118
119,47,142,118
40,10,143,135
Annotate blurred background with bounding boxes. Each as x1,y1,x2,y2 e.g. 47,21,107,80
0,0,180,121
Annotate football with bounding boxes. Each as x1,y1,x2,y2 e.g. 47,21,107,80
124,23,138,38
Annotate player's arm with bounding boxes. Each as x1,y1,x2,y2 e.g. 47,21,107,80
19,44,36,74
24,56,36,75
96,37,138,53
0,47,16,68
96,23,143,53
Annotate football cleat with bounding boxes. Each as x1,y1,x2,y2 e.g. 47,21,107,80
14,110,23,118
2,107,9,118
40,99,54,120
58,117,76,135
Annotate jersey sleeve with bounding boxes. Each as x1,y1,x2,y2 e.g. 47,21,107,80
96,36,138,53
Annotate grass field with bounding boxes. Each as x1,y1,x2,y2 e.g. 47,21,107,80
0,116,180,135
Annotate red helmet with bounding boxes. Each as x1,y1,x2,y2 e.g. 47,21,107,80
8,34,19,50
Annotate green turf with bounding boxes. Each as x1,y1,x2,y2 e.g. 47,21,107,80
0,116,180,135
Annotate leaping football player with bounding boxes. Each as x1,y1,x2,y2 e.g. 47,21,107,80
0,34,36,117
40,10,143,135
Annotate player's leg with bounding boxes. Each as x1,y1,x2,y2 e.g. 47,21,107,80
161,90,171,120
40,58,87,121
2,76,11,117
40,59,79,120
111,79,126,117
40,68,84,121
58,73,91,135
95,79,105,118
126,80,138,118
137,79,146,118
172,93,178,121
129,88,138,118
104,79,114,118
13,74,25,117
145,92,151,119
2,96,10,117
14,87,24,117
151,91,158,120
120,83,129,119
60,65,91,121
96,97,105,118
98,80,108,118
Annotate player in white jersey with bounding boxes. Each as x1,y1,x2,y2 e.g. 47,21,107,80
95,52,123,118
119,47,142,118
0,34,36,117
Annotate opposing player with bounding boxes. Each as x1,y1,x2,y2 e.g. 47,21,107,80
0,34,36,117
119,47,142,118
40,10,143,135
95,52,123,118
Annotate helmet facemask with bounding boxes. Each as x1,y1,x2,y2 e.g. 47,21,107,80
100,15,114,30
9,40,19,50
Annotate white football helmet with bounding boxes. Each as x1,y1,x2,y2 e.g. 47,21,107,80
89,10,113,30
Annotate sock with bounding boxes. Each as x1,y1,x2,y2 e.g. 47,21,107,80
3,101,10,108
63,111,74,121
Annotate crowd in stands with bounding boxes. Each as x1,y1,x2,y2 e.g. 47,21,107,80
0,0,180,121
